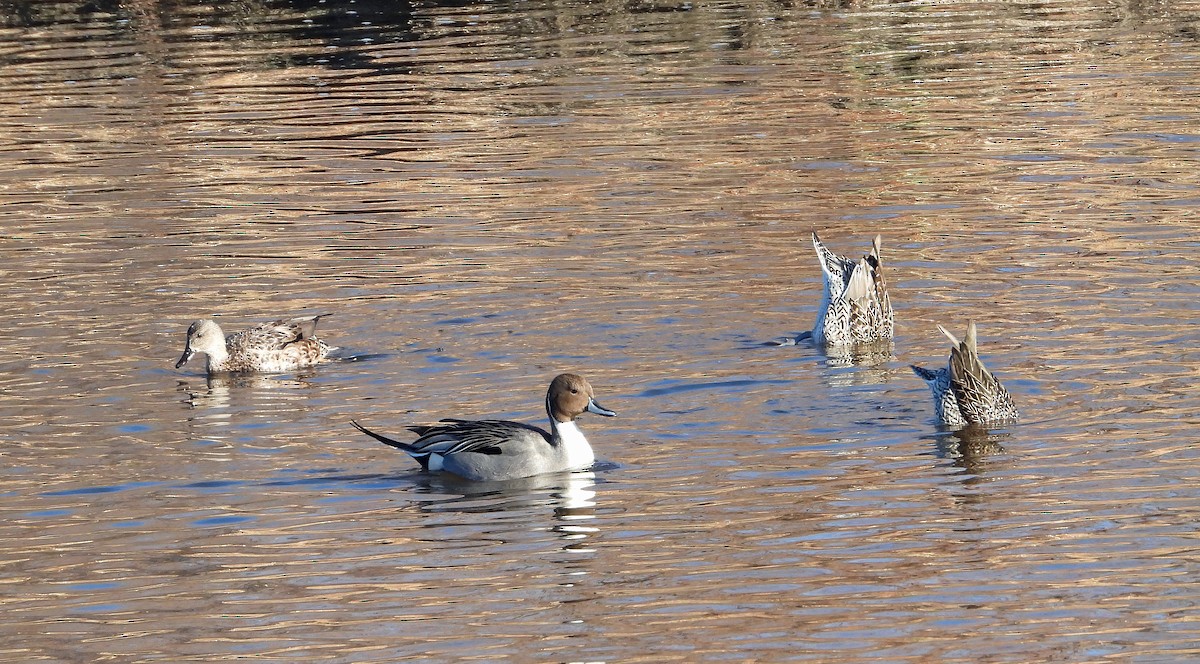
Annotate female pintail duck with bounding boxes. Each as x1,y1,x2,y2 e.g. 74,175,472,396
911,321,1018,428
175,314,333,374
810,232,894,346
351,373,616,482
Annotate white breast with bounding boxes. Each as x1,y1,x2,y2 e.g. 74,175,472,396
555,420,595,470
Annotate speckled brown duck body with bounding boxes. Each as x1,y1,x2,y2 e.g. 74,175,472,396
175,315,333,374
811,232,894,346
912,321,1018,428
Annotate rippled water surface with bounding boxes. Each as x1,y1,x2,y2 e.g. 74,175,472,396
3,0,1200,661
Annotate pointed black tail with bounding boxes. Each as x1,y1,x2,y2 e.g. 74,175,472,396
350,419,416,453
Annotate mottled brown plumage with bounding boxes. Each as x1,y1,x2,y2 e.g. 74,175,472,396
175,315,333,374
912,322,1018,428
811,233,894,346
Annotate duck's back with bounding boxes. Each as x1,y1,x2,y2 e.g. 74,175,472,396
225,319,330,372
417,420,559,482
949,351,1018,424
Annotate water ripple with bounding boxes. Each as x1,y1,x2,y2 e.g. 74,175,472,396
1,0,1199,661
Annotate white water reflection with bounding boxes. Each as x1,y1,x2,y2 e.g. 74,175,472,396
409,470,598,522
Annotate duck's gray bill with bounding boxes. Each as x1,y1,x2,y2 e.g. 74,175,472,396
175,349,194,369
587,400,616,417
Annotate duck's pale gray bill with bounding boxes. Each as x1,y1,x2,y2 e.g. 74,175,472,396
175,348,194,369
587,399,616,417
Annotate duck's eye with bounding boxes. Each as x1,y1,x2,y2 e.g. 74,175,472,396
570,388,579,394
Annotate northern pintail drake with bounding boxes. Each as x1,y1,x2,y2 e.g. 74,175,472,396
809,232,894,346
911,321,1018,428
351,373,616,482
175,315,333,374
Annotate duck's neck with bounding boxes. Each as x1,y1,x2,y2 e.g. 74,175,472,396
550,419,595,470
204,343,231,372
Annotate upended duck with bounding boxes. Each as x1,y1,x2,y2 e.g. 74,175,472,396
351,373,616,482
776,233,894,347
911,321,1018,428
175,314,333,374
812,232,894,345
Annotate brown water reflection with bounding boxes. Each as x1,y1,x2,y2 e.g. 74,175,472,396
2,0,1200,661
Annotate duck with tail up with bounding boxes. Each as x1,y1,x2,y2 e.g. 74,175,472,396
911,321,1018,428
775,233,894,347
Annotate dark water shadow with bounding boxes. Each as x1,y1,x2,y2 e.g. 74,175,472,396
326,350,392,364
635,378,788,399
763,330,814,348
762,333,894,367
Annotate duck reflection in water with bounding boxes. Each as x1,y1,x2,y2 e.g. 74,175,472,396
931,424,1010,477
394,469,601,550
818,341,896,389
408,469,599,514
177,372,320,412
